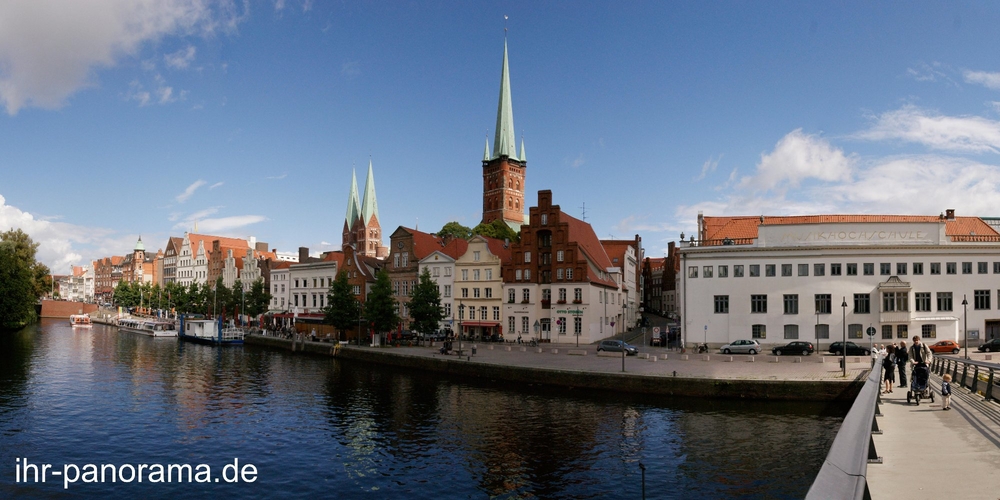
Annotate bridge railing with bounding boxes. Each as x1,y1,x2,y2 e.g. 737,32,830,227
931,355,999,403
806,355,883,500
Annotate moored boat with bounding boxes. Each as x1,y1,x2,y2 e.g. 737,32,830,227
118,318,178,337
69,314,93,328
178,315,245,345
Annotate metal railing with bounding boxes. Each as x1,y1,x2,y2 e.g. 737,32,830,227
931,355,999,403
806,355,883,500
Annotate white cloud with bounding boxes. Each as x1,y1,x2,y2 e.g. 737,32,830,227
571,154,585,168
906,61,958,86
181,215,266,233
176,179,206,202
0,0,246,115
164,45,196,69
964,70,1000,90
855,105,1000,153
209,181,224,189
266,173,287,180
738,129,853,193
695,154,722,181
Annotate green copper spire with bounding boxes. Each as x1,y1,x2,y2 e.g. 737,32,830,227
483,137,490,161
361,159,379,225
345,168,361,227
519,136,526,162
134,236,145,252
492,39,518,160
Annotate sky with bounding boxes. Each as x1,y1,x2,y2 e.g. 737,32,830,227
4,1,1000,272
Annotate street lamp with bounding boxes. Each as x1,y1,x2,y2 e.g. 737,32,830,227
841,297,847,378
962,295,969,359
457,302,465,356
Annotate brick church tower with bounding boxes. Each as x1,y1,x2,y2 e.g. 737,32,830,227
481,38,527,231
342,160,388,258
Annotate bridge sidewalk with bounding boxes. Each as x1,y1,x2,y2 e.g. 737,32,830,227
866,374,1000,499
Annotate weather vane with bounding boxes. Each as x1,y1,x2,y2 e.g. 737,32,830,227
504,15,508,34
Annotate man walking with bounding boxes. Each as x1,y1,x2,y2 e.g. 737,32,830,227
909,336,933,368
896,340,909,388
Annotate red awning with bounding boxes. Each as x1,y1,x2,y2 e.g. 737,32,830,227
461,321,500,327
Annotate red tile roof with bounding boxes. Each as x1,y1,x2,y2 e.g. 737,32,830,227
441,238,469,259
187,233,249,257
561,211,617,288
482,236,513,265
271,261,292,270
400,227,446,259
323,250,346,270
702,215,998,241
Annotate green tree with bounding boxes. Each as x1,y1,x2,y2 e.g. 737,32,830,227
323,270,359,340
365,269,398,340
212,277,233,317
472,218,520,243
0,228,50,300
0,240,37,330
409,268,445,339
113,281,139,308
245,278,272,319
437,221,472,240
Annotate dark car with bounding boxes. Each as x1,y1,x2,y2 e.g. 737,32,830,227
597,340,638,355
978,338,1000,353
772,341,815,356
828,341,870,356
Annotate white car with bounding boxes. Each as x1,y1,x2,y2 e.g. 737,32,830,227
719,339,762,355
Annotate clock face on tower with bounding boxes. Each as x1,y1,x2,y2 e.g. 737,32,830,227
397,242,403,249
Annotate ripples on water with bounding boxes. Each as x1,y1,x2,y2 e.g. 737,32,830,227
0,320,847,499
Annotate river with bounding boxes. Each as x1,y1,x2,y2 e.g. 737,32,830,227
0,319,846,499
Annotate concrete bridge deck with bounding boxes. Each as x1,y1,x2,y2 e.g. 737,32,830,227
866,370,1000,499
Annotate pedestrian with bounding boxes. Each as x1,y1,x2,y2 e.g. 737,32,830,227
896,340,909,388
879,344,887,356
882,345,896,393
909,335,933,368
941,373,952,410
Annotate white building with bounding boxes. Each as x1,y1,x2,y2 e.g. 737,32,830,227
679,210,1000,350
419,249,458,334
269,262,291,312
288,260,339,314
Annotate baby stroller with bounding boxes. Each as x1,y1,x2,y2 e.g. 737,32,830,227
906,363,935,405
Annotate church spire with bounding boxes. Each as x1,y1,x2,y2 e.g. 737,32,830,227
483,136,491,161
345,168,361,227
519,135,526,162
361,159,379,224
492,38,517,160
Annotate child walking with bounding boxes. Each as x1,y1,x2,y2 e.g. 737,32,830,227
941,374,952,410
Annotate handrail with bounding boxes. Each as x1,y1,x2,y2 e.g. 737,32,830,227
806,355,883,500
931,355,999,403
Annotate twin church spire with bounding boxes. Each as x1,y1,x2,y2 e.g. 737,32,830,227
342,160,387,258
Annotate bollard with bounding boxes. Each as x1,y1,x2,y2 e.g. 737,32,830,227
472,346,477,356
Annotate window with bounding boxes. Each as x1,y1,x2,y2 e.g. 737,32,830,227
846,263,857,276
442,302,451,317
557,250,564,262
765,264,776,277
566,268,573,280
444,267,452,277
473,288,481,298
913,263,923,275
922,324,936,339
473,269,480,281
994,262,1000,274
937,292,953,311
814,263,825,276
718,265,728,278
863,263,874,276
882,291,908,312
714,295,729,314
508,316,515,335
540,214,547,225
830,263,841,276
522,316,529,334
784,324,799,339
854,293,870,314
947,262,957,275
473,251,481,262
930,262,941,275
461,288,468,298
798,264,809,276
880,263,891,275
462,269,469,281
784,294,798,314
522,289,530,303
734,265,744,277
752,324,766,339
849,324,863,339
688,266,698,278
882,325,893,340
444,285,451,297
574,288,582,302
524,269,531,281
508,288,515,303
815,324,829,339
467,307,474,320
896,263,907,275
975,289,991,310
815,294,832,314
781,264,792,277
558,288,566,302
480,306,487,320
749,265,760,277
751,294,767,313
896,324,908,339
703,266,713,278
486,269,493,280
979,262,989,274
433,267,440,277
915,292,931,312
962,262,972,274
493,307,500,321
524,252,531,263
485,287,492,298
574,316,582,335
557,317,567,334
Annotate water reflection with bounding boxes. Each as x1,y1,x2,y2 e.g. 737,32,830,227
0,319,845,499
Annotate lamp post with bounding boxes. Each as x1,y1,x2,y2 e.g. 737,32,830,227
614,319,621,371
962,295,969,359
457,302,464,356
357,301,364,347
841,297,847,378
816,311,820,353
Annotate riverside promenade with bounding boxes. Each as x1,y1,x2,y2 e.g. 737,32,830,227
246,334,870,401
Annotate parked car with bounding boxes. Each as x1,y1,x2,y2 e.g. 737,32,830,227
719,339,761,355
772,341,815,356
597,340,638,355
978,338,1000,353
828,341,870,356
928,340,961,354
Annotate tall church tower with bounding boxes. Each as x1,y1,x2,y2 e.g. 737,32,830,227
482,38,527,230
342,160,388,258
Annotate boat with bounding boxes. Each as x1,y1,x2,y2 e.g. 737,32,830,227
118,318,178,337
178,315,245,345
69,314,93,328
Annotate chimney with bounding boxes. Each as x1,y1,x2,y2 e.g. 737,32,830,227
299,247,309,263
946,209,955,220
256,242,268,252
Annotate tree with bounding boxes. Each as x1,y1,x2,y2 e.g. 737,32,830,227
365,269,398,340
245,278,272,319
437,221,472,240
409,268,445,338
113,281,139,308
1,228,51,299
323,271,359,340
0,240,37,330
472,218,520,243
213,277,233,317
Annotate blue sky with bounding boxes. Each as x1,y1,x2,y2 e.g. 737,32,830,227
4,1,1000,272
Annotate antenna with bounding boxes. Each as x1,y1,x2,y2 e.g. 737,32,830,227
580,202,587,222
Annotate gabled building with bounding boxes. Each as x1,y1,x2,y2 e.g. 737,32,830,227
342,243,383,305
93,255,124,303
387,227,452,332
503,190,623,344
175,233,249,286
481,37,528,231
161,237,184,285
452,235,511,340
417,237,470,335
342,161,389,258
121,237,159,285
601,235,642,330
268,261,291,312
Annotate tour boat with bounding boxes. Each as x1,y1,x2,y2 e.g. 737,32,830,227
178,315,245,345
118,318,178,337
69,314,93,328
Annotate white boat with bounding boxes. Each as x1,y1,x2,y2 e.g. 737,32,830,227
69,314,93,328
178,316,245,345
118,318,178,337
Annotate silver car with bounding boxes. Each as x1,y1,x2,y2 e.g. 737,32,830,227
719,339,762,355
597,340,638,355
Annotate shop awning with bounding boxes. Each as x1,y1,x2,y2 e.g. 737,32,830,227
461,321,500,327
